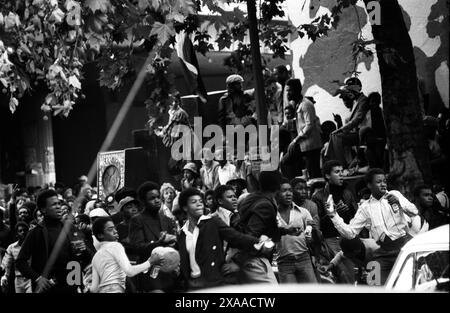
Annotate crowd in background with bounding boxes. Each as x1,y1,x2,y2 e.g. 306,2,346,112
1,66,449,293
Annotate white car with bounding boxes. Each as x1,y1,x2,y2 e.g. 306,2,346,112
385,224,449,292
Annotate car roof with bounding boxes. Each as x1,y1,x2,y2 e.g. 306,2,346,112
403,224,449,249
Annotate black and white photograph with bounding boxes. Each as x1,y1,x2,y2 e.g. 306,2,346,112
0,0,448,304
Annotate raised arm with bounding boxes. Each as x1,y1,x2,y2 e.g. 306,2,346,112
329,205,370,239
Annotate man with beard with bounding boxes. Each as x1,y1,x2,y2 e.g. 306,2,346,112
218,74,255,131
16,189,93,293
325,77,371,167
128,181,178,292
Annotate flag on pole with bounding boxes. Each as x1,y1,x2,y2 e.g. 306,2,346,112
175,31,208,104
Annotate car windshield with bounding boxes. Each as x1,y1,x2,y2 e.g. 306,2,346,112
415,250,449,292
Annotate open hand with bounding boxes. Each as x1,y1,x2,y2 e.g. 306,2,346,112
35,276,54,293
221,262,240,275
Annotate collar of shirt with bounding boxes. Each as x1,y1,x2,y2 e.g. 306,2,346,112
277,203,305,228
181,215,211,279
214,207,234,226
181,214,212,235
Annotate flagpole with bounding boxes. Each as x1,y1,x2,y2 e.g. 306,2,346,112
247,0,267,126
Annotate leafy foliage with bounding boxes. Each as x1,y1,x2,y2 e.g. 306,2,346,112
0,0,369,128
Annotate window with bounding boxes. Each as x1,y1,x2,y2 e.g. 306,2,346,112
393,254,414,291
415,250,449,292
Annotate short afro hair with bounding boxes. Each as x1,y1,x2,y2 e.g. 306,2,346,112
92,217,113,241
280,177,290,186
322,160,342,179
37,189,58,210
115,187,138,203
290,177,307,188
178,188,203,210
413,184,432,199
214,185,234,203
259,171,281,193
15,221,29,232
137,181,160,203
364,168,385,184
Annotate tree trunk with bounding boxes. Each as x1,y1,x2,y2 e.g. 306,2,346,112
365,0,431,197
247,0,268,126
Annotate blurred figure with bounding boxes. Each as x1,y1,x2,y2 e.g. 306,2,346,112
181,162,200,191
200,148,220,192
413,185,449,230
1,222,31,293
204,190,215,215
160,183,177,221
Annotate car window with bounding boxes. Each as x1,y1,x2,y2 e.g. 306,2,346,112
415,250,449,292
393,254,414,291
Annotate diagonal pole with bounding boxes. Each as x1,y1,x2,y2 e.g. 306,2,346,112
40,53,154,286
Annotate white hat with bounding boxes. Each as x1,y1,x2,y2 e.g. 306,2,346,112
226,74,244,85
85,200,96,213
89,208,109,218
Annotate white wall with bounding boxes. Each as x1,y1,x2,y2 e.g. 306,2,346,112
287,0,382,124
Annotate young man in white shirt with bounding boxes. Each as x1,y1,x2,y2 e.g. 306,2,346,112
177,188,266,290
327,168,418,285
276,179,317,283
90,217,163,293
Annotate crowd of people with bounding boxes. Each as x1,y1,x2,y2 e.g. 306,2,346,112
0,66,449,294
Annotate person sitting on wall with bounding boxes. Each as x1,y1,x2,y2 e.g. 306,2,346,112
218,74,255,131
325,78,371,168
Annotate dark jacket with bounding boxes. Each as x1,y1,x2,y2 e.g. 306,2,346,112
128,210,177,259
178,215,258,290
218,91,254,129
128,210,177,292
237,192,281,242
312,183,357,239
15,220,93,292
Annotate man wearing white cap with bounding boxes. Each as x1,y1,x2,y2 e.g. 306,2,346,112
218,74,255,130
325,77,371,167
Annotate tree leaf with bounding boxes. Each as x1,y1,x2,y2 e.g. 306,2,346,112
139,0,161,11
84,0,112,13
5,12,20,30
9,97,18,114
150,22,175,46
167,12,185,23
68,75,81,89
50,8,65,24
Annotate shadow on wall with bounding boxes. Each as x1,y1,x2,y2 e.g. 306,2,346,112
403,0,449,114
299,0,374,94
